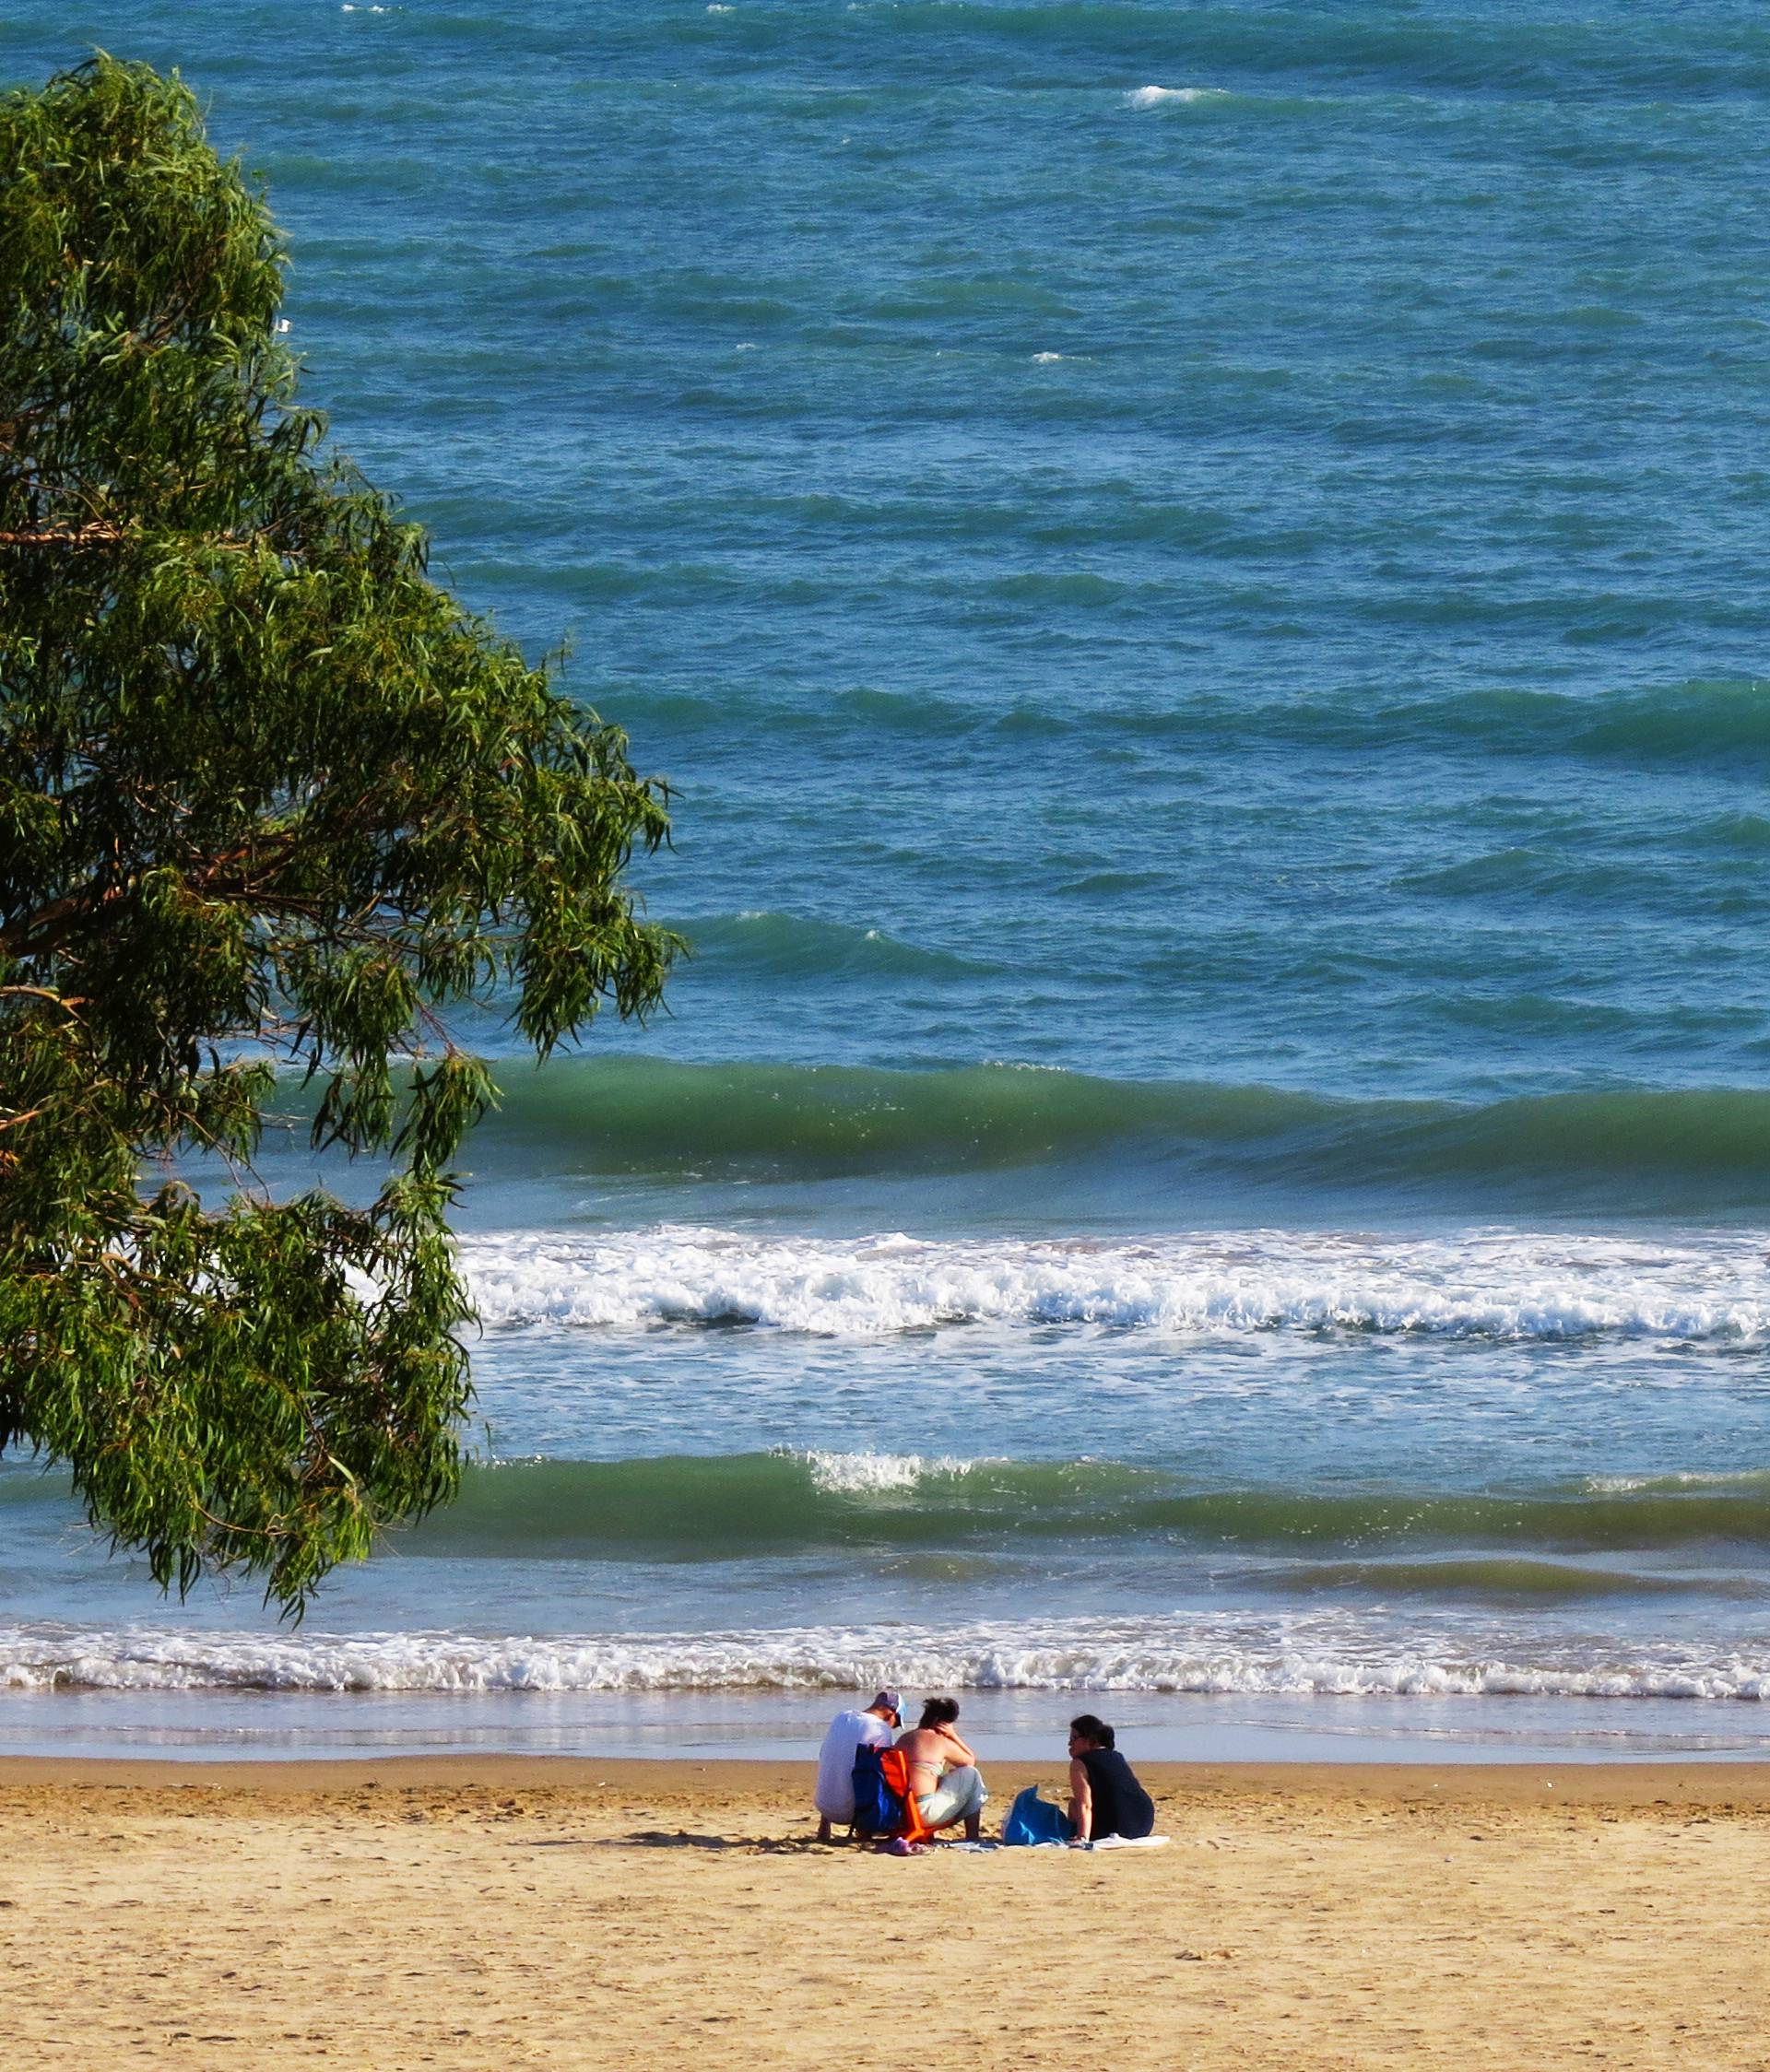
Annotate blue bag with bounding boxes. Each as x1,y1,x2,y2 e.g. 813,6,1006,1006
851,1743,906,1837
1001,1785,1074,1846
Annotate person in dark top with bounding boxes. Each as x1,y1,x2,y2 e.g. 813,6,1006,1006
1066,1713,1155,1842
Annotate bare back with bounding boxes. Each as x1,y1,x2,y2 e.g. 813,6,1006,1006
897,1724,975,1797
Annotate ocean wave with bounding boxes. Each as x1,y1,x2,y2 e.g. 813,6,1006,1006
803,3,1758,91
13,1448,1762,1575
460,1225,1770,1343
1307,679,1770,767
1126,85,1227,109
384,1055,1770,1209
4,1618,1765,1701
609,677,1770,772
1263,1557,1765,1603
335,1453,1770,1561
440,1057,1338,1182
1579,1469,1770,1496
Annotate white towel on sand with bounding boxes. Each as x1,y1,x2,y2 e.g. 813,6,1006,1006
997,1834,1172,1853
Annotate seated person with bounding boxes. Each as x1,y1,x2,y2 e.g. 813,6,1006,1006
1066,1713,1155,1843
896,1696,987,1840
813,1689,903,1842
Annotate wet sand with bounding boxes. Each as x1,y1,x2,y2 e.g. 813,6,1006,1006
5,1757,1768,2068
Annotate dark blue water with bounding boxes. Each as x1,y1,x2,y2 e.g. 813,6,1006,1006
4,1,1769,1753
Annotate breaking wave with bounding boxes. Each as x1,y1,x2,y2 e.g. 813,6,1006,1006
1126,85,1229,109
4,1616,1766,1701
460,1225,1770,1341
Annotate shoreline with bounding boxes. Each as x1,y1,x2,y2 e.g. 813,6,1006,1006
5,1751,1770,1808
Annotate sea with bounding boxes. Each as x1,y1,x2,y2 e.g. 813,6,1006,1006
5,0,1770,1764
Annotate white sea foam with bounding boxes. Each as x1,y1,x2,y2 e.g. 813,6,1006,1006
458,1225,1770,1343
1032,351,1066,362
3,1618,1765,1701
797,1450,977,1494
1127,86,1226,110
1582,1469,1770,1495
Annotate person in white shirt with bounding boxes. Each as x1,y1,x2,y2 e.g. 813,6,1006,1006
814,1689,903,1842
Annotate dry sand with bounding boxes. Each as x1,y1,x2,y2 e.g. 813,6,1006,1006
4,1756,1768,2069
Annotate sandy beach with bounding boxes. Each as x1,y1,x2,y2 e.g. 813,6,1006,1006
5,1757,1768,2068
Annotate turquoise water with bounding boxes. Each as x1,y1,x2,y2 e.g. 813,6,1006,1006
4,0,1770,1754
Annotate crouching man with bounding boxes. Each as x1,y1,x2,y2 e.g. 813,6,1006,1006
813,1689,903,1842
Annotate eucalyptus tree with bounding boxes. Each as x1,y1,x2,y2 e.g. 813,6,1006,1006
0,57,676,1609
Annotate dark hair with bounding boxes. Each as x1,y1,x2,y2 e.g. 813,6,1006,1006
1069,1713,1115,1750
918,1697,960,1730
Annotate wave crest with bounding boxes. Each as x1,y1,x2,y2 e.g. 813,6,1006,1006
1127,85,1227,109
800,1450,976,1493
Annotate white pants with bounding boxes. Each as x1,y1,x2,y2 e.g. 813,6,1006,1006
918,1764,987,1831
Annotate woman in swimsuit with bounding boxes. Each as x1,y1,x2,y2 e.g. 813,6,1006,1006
896,1696,988,1840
